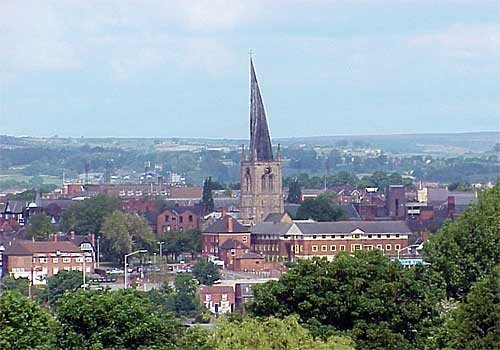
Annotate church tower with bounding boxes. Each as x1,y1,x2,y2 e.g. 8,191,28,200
239,58,284,224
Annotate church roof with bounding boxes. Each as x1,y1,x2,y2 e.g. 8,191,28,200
249,58,274,162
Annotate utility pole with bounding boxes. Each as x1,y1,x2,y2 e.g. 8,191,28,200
157,241,165,259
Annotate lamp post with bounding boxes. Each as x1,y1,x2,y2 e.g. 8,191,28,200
157,241,165,259
96,236,101,268
124,250,147,289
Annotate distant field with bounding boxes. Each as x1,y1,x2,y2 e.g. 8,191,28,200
0,173,61,184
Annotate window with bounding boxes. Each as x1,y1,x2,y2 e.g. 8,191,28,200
386,234,391,238
377,234,382,238
340,245,346,251
312,235,317,239
242,236,248,242
63,258,71,263
352,234,360,239
222,294,228,301
39,257,47,263
377,244,383,250
366,245,373,250
85,257,92,262
340,235,345,239
395,234,400,238
231,249,236,256
165,215,170,221
367,234,372,239
189,215,193,222
330,245,336,252
321,245,327,252
179,216,183,223
76,257,83,263
322,235,326,239
386,244,392,251
351,244,362,252
395,244,401,250
312,245,318,252
52,258,59,263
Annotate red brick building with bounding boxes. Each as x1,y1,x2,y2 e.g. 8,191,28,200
198,285,235,314
251,215,412,261
2,241,93,285
156,205,203,233
201,215,252,269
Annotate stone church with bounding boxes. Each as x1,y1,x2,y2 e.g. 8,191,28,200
239,58,284,224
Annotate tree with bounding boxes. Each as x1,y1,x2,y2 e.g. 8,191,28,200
423,183,500,298
249,252,445,350
160,229,202,261
287,179,302,203
202,177,215,214
100,211,154,262
42,270,83,307
180,315,355,350
26,213,53,241
0,276,30,297
435,267,500,350
192,260,221,285
0,291,58,350
173,273,201,316
61,194,120,234
295,197,344,221
55,289,181,349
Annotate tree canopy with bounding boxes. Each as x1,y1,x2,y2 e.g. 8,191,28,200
295,196,344,221
61,194,120,234
26,213,53,241
423,183,500,298
192,260,221,285
249,252,445,350
42,270,83,307
0,291,58,350
55,289,181,350
286,179,302,203
202,177,215,214
100,210,154,261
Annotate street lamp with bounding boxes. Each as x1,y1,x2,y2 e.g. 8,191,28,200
157,241,165,259
124,250,147,289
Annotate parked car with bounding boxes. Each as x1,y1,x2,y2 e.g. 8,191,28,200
106,267,125,275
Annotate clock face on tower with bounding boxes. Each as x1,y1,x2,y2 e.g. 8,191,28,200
264,166,272,174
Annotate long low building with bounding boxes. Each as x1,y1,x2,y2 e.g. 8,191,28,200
251,213,412,261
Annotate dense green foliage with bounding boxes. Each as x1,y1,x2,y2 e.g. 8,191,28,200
423,183,500,298
192,260,221,285
286,179,302,203
159,229,202,261
181,315,355,350
202,177,215,213
250,252,445,350
56,289,181,349
26,213,54,240
0,291,57,350
436,267,500,350
295,197,344,221
42,270,83,307
100,210,154,261
0,276,30,297
61,195,120,234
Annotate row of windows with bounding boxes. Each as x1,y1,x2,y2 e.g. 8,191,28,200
33,257,92,264
254,244,279,252
282,234,403,240
163,215,194,223
310,244,402,253
119,190,170,196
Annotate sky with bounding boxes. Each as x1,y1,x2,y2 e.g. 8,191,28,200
1,0,499,139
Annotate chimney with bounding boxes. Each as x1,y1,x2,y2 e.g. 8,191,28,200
227,216,233,232
70,231,75,240
447,196,455,217
221,207,227,218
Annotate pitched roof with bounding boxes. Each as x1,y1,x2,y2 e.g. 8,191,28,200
263,212,292,224
161,205,203,217
296,221,412,234
236,252,264,259
220,239,249,250
204,216,249,233
251,222,293,235
4,241,81,256
3,200,27,214
198,285,234,294
249,58,273,162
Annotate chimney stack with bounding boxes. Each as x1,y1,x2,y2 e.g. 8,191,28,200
70,231,75,240
447,196,455,217
227,216,233,232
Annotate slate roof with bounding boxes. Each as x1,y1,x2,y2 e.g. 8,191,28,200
204,216,249,233
251,222,293,235
236,252,264,259
4,241,81,256
198,285,234,294
263,212,292,223
249,58,273,162
296,221,411,234
163,205,203,216
220,239,249,250
2,200,27,214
